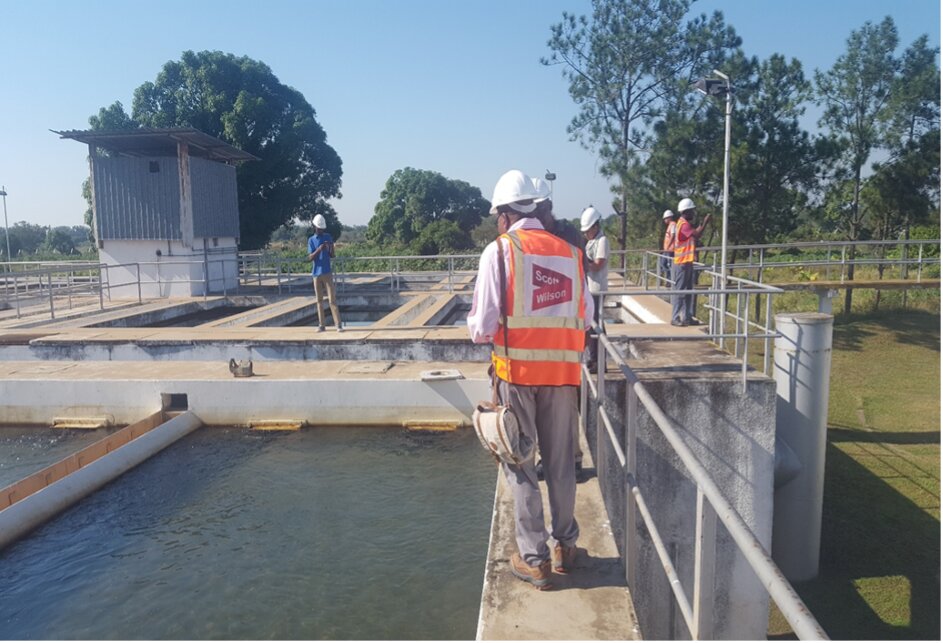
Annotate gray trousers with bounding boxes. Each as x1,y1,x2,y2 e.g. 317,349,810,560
671,262,694,323
498,380,580,566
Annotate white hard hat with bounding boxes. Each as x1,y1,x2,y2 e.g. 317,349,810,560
490,170,540,215
532,177,551,203
313,214,327,229
677,198,696,213
580,206,601,232
662,209,674,219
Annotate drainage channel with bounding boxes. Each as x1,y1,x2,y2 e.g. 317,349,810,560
0,425,494,639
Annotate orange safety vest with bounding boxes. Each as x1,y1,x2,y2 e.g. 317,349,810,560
663,221,676,252
673,218,696,264
492,228,586,387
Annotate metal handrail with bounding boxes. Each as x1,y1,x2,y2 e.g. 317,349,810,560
0,256,241,321
586,331,830,640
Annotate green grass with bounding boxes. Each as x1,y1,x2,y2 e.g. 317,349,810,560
768,310,940,640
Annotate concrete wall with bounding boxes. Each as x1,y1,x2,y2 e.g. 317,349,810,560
1,336,496,363
0,365,489,427
98,239,238,297
586,343,776,640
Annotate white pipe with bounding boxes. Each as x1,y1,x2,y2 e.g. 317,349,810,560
772,313,833,581
0,411,203,551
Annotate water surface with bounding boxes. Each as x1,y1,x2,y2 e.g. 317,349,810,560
0,427,116,488
0,426,496,639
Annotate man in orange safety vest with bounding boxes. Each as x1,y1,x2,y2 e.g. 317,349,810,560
467,169,595,590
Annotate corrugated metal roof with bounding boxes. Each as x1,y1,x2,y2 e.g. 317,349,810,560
54,127,259,163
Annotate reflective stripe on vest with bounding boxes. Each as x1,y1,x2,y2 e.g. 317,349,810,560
492,228,585,387
674,219,696,264
663,221,676,252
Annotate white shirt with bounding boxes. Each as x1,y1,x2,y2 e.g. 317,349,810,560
466,218,595,344
585,234,609,294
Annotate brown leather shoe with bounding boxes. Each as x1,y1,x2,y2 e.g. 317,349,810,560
510,553,552,590
552,543,577,574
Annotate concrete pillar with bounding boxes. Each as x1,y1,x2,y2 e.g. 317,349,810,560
772,312,833,581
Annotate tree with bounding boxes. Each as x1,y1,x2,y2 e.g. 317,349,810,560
815,17,899,311
91,51,343,249
367,168,490,254
731,54,823,245
862,128,940,267
6,222,47,257
882,35,940,154
542,0,740,255
83,101,140,236
41,227,77,255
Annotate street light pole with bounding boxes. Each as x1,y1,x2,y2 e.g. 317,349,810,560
544,170,556,201
0,187,10,266
694,70,733,343
715,69,732,290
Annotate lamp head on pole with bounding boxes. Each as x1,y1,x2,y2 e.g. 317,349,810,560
693,77,728,97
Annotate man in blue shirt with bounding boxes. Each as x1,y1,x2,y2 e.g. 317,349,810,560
307,214,343,332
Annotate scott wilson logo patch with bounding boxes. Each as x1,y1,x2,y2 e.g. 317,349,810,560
532,264,573,310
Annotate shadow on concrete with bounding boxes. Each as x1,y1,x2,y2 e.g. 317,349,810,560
550,552,627,591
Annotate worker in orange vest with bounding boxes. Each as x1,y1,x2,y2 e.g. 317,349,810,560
661,209,677,281
672,198,711,326
468,169,594,590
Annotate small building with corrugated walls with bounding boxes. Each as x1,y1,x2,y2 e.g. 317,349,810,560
57,128,258,297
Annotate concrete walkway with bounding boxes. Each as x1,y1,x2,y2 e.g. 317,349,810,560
477,430,640,640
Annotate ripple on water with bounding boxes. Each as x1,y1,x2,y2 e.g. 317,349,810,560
0,426,496,640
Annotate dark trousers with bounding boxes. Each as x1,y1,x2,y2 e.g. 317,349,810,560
586,293,604,365
671,263,694,323
660,252,673,282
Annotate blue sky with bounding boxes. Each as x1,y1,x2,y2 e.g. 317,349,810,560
0,0,938,232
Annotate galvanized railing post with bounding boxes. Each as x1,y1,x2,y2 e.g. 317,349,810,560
98,265,106,309
624,382,639,591
448,256,455,293
276,259,282,295
13,272,21,318
823,245,831,281
45,270,55,319
595,329,606,473
692,488,717,640
764,292,774,375
67,270,73,310
136,264,142,303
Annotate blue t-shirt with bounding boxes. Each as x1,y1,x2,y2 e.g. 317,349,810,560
307,232,334,276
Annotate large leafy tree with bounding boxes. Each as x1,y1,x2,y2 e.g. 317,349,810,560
731,54,823,245
89,51,343,248
862,128,940,246
367,168,490,255
542,0,740,253
815,18,899,311
882,35,940,154
627,51,826,252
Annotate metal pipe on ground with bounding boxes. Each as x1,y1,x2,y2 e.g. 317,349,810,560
0,411,203,551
